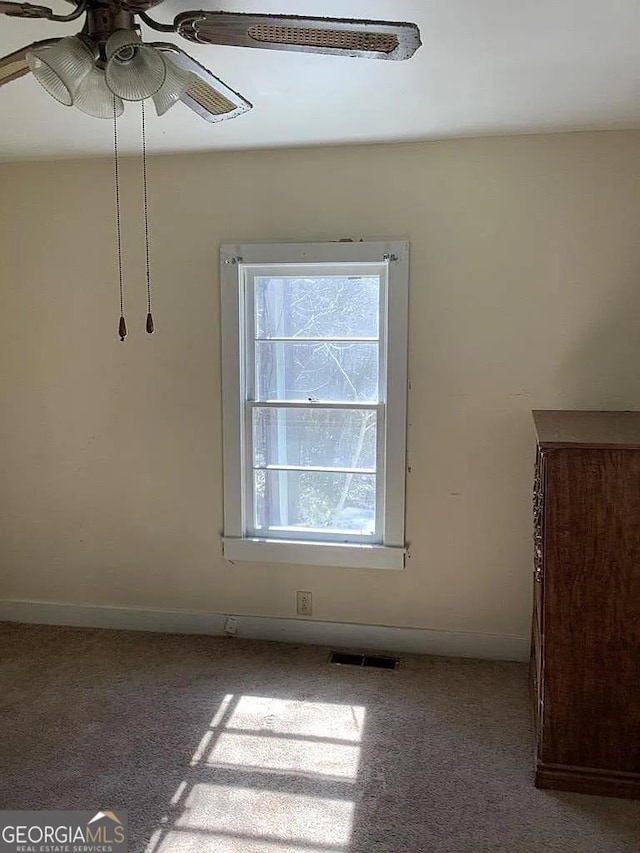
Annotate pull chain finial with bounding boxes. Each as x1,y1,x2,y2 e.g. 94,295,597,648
141,100,154,334
113,96,126,341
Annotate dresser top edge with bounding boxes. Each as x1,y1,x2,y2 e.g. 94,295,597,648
533,410,640,448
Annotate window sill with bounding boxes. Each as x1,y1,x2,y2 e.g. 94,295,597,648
222,537,405,570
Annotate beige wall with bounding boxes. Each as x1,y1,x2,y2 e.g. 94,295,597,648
1,131,639,641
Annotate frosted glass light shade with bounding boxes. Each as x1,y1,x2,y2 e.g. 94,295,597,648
74,67,124,119
152,56,197,116
105,30,166,101
26,36,94,106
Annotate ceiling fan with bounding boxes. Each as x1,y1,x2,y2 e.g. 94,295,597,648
0,1,422,121
0,3,421,340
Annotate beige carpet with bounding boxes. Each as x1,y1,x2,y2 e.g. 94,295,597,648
1,622,639,853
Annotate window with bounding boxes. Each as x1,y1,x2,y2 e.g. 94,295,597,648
220,241,409,570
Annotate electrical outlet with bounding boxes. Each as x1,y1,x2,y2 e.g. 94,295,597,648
224,616,238,636
296,590,312,616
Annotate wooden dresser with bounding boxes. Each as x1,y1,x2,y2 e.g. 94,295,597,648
531,410,640,799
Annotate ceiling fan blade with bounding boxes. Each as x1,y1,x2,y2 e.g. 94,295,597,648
0,1,54,18
152,43,252,122
174,11,421,61
0,39,59,87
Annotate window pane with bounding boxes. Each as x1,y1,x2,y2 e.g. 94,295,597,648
253,407,377,471
255,341,378,402
254,470,376,535
255,276,380,339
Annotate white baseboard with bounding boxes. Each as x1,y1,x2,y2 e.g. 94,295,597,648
0,599,529,662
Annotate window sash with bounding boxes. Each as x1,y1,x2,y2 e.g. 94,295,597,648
244,400,380,409
243,401,385,544
244,263,388,406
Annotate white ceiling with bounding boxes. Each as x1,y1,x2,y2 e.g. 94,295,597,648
0,0,639,161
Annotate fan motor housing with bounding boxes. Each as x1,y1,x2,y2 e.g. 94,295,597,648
82,0,164,10
115,0,165,10
85,3,135,42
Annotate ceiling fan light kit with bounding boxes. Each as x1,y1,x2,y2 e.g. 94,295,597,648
152,54,196,116
27,34,94,105
74,64,123,117
1,2,421,338
105,29,165,101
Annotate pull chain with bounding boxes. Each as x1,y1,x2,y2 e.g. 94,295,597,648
113,97,126,341
141,100,154,334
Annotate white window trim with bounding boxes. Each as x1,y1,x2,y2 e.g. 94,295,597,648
220,240,409,571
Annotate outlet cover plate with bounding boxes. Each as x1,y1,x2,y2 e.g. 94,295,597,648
296,591,312,616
